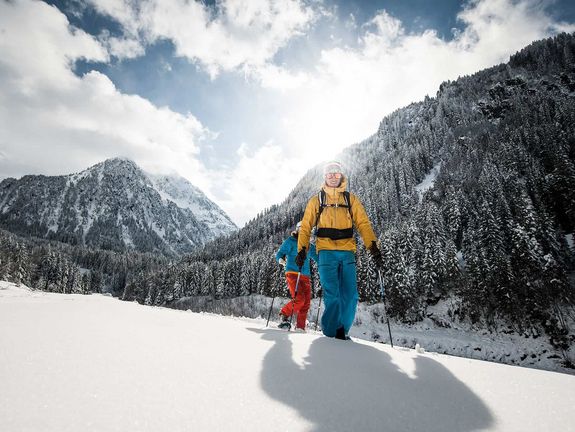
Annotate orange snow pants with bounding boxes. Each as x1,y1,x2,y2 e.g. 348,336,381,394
280,273,311,330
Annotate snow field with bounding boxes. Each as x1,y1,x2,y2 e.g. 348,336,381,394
1,281,574,432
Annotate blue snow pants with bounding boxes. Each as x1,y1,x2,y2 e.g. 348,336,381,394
318,250,358,337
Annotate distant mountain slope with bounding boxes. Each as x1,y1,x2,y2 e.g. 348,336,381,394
148,173,236,240
0,158,236,255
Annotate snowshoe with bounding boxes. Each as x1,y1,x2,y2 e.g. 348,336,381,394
278,314,291,330
278,321,291,330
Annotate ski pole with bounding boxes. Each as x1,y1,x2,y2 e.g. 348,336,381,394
265,297,276,327
288,271,302,331
314,286,322,331
377,269,394,348
266,265,284,327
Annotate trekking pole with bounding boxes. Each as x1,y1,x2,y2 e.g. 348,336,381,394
314,286,322,331
288,270,302,331
265,297,276,327
266,265,283,327
377,269,394,348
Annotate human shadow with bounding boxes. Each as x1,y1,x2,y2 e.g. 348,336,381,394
249,328,494,432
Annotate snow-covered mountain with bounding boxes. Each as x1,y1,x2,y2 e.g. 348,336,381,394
0,158,236,255
1,281,573,432
148,173,235,239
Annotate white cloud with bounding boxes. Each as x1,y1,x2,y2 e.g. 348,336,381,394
456,0,575,56
99,31,145,60
251,63,310,91
0,0,108,87
86,0,317,78
215,143,303,224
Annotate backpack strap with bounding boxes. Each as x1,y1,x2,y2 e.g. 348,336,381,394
314,190,326,228
314,190,354,240
342,191,352,218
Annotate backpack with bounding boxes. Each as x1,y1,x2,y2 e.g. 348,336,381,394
314,190,354,240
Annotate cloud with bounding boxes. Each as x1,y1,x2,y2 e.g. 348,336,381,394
0,0,107,86
0,0,212,193
99,30,146,60
251,63,310,91
214,142,303,224
85,0,317,77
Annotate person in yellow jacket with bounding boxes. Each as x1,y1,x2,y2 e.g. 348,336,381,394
295,161,383,340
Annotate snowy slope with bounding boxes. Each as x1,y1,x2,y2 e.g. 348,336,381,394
414,162,441,202
0,158,236,255
147,173,236,238
1,281,574,432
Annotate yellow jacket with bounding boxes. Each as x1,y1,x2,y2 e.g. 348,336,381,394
298,177,377,253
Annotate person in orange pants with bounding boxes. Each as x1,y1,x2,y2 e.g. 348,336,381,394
276,222,318,331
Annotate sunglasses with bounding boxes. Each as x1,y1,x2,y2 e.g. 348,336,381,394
325,172,342,178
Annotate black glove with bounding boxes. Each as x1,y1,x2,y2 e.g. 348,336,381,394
295,247,307,268
316,288,323,298
368,241,384,270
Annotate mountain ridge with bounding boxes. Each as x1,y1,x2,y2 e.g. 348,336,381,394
0,157,236,255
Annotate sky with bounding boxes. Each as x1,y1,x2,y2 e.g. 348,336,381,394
0,0,574,226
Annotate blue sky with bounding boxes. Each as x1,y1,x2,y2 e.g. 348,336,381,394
1,0,574,226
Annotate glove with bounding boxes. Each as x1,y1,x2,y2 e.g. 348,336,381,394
316,288,323,297
278,256,286,267
368,241,384,270
295,247,307,268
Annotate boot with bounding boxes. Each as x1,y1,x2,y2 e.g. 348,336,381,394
335,326,351,340
278,313,291,330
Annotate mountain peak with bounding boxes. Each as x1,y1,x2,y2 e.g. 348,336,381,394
94,157,140,172
0,159,236,255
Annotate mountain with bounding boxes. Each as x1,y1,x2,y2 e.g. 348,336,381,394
0,158,236,255
1,281,574,431
120,33,575,366
148,173,235,239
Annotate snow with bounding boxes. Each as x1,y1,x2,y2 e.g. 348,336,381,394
147,172,236,236
1,282,574,432
456,249,466,270
120,223,135,248
354,299,575,374
414,162,441,202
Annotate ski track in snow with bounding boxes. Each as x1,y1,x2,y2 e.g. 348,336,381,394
1,281,574,432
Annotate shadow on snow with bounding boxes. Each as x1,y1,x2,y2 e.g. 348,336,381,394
248,328,494,432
